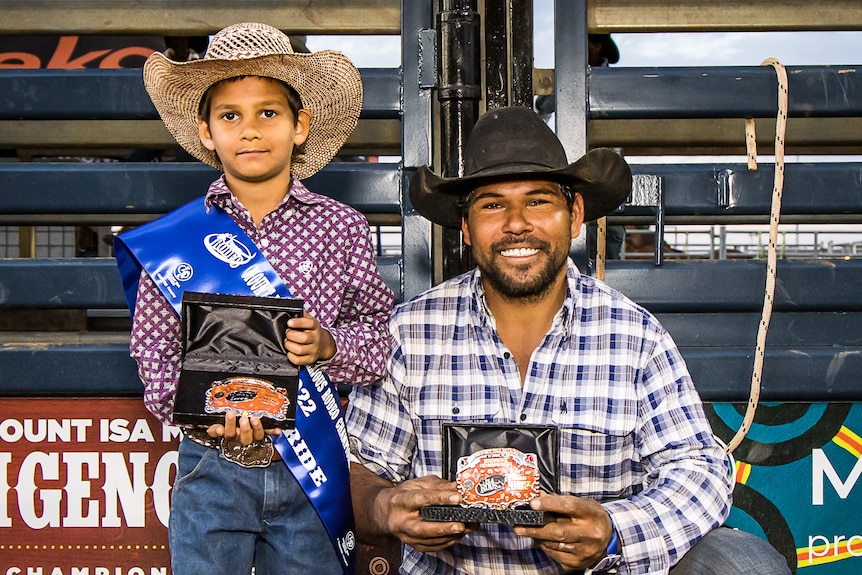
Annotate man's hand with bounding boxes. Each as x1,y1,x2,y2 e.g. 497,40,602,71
285,312,336,365
351,464,474,550
513,493,613,570
377,475,473,552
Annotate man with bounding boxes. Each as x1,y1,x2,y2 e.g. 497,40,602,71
346,106,790,574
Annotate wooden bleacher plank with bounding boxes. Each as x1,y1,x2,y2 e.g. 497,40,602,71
589,0,862,32
4,0,859,36
0,338,143,396
0,0,401,35
590,117,862,156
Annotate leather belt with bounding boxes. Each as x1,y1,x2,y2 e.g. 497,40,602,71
182,428,280,468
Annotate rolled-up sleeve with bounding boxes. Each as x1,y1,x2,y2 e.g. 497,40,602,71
604,332,733,574
346,340,415,483
129,270,182,426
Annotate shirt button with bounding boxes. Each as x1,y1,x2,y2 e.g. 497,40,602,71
503,352,511,359
452,407,460,415
519,414,527,422
285,208,296,218
259,237,270,248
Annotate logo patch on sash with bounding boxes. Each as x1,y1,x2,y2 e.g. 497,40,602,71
204,233,255,268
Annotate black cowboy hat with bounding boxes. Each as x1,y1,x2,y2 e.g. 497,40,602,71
409,106,631,229
589,34,619,65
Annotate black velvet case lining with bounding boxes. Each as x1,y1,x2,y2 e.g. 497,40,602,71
174,292,303,428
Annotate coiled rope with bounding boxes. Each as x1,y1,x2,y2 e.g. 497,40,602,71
725,57,788,454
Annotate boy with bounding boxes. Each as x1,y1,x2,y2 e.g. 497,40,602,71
115,22,394,575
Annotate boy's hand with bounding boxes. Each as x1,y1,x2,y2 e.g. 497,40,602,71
207,410,277,443
284,312,336,365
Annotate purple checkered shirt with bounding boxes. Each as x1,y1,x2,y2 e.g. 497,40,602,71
130,176,394,425
346,261,732,575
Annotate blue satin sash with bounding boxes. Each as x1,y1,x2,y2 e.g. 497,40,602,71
114,198,356,574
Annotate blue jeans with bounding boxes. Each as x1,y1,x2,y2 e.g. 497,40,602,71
670,526,791,574
169,437,342,575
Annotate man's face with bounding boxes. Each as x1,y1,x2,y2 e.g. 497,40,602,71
462,179,584,300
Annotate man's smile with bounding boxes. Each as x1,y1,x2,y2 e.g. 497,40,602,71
500,247,540,258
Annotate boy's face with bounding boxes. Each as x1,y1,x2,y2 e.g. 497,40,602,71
197,76,310,186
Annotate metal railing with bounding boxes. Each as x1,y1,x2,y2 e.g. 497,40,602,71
621,224,862,260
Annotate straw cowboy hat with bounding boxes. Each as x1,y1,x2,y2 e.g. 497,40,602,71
143,22,362,180
409,106,632,229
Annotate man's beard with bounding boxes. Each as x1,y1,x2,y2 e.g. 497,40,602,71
477,238,568,302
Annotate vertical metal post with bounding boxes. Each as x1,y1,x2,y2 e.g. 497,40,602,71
509,0,533,108
554,0,590,272
485,0,533,110
437,0,481,280
401,0,436,300
654,188,665,265
484,0,509,109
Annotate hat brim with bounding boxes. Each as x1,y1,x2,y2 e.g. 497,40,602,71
603,38,620,65
143,50,362,180
409,148,632,229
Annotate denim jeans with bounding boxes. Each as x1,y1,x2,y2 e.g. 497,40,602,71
169,437,342,575
670,526,792,574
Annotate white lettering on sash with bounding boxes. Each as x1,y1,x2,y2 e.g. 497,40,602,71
240,264,277,297
285,429,328,487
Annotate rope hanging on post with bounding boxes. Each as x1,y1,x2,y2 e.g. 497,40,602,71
725,57,788,455
745,117,758,171
596,216,608,281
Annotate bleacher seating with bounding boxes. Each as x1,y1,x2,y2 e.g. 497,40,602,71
3,2,862,573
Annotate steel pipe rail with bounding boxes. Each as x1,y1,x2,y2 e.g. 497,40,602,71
0,256,403,310
0,68,401,121
590,66,862,119
0,162,402,219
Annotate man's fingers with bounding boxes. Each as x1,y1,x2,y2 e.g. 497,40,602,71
394,516,469,551
532,493,608,524
392,484,460,510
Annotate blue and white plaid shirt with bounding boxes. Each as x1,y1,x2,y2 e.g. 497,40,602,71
347,261,732,575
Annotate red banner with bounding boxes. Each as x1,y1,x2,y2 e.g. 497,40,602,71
0,36,162,69
0,398,177,574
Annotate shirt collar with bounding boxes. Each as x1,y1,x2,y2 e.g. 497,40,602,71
203,174,325,212
469,261,578,335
